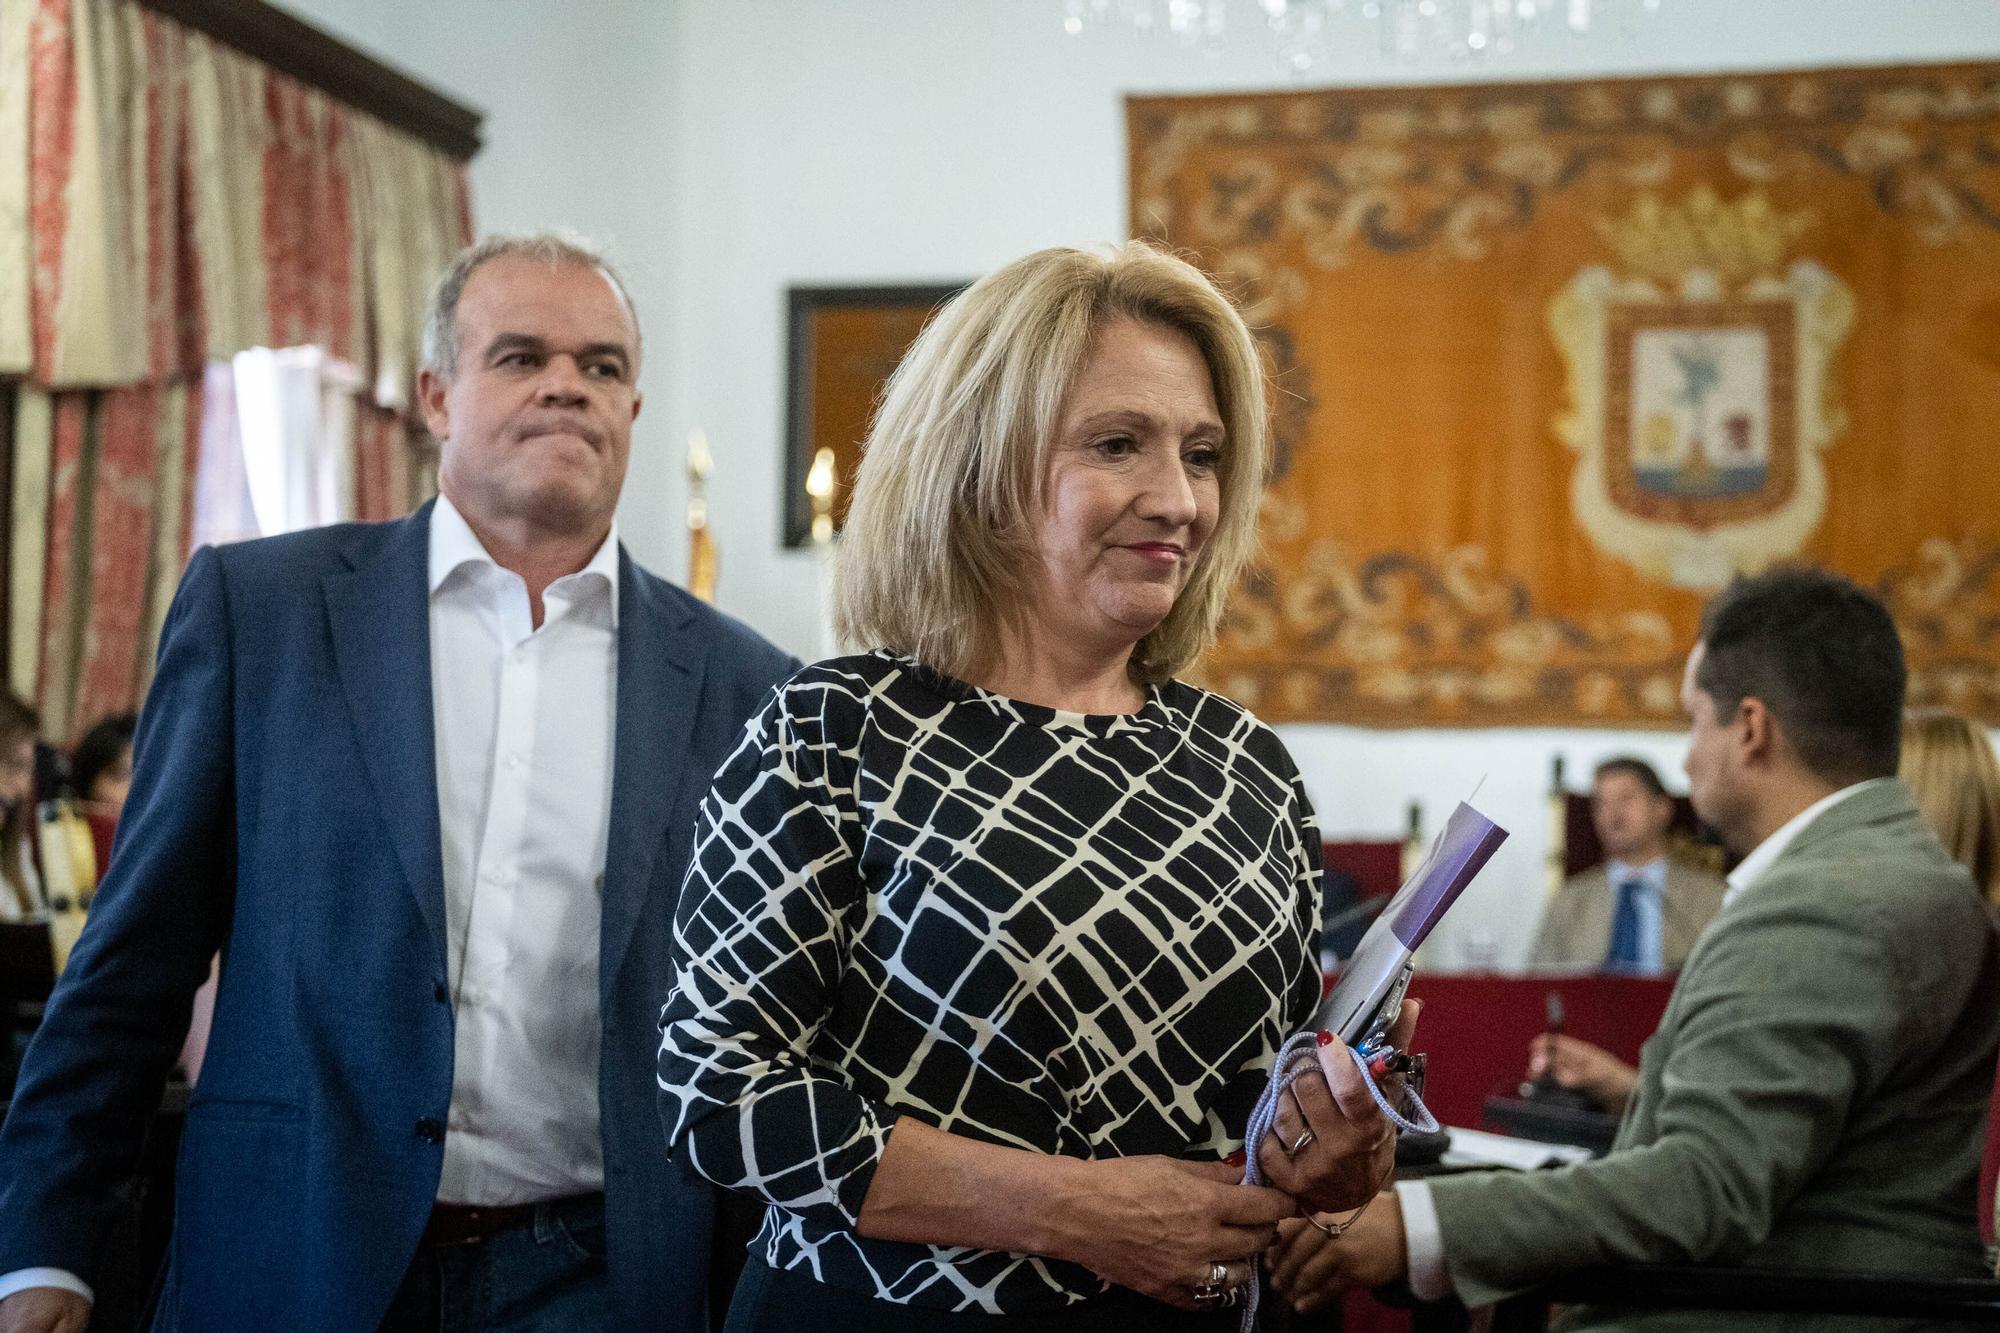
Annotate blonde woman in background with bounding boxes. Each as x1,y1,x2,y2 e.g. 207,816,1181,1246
0,694,42,921
1900,711,2000,909
1897,712,2000,1277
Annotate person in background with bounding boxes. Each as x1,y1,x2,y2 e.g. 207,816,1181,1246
1269,568,2000,1330
1900,711,2000,909
68,715,136,816
1527,756,1725,974
0,233,797,1333
0,695,42,921
659,241,1409,1330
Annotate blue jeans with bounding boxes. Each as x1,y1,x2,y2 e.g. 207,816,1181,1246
380,1195,612,1333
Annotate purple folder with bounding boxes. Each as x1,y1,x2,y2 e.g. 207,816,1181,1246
1311,801,1509,1044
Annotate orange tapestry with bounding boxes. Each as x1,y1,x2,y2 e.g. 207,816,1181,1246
1130,63,2000,728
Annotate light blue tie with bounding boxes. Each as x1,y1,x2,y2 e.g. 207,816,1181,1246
1605,876,1644,972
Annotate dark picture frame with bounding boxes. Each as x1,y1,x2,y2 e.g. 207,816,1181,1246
781,283,965,549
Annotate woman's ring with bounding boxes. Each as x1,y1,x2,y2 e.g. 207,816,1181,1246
1191,1259,1231,1303
1286,1126,1316,1156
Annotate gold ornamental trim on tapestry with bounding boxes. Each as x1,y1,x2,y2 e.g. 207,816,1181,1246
1132,62,2000,727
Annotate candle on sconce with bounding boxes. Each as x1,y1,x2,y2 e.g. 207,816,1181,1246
686,429,717,603
805,445,841,661
806,445,837,546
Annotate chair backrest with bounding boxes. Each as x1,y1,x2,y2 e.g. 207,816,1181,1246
1561,791,1729,879
84,807,118,881
1323,839,1404,899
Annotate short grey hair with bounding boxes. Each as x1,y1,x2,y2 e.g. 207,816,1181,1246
420,231,640,378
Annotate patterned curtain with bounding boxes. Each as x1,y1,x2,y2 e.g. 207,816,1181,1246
0,0,471,740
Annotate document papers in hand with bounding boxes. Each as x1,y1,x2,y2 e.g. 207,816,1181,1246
1311,801,1510,1044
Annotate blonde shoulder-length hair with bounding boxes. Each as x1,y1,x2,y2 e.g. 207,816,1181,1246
1901,711,2000,908
833,241,1268,684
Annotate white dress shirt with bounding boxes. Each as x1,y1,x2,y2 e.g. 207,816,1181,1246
429,493,617,1205
0,499,623,1306
1396,778,1890,1302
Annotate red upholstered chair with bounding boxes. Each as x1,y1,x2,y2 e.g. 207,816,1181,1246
1323,839,1405,901
1559,789,1727,879
83,806,119,881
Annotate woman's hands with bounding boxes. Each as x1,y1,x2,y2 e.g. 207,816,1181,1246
1039,1156,1294,1311
854,999,1427,1310
1255,999,1418,1215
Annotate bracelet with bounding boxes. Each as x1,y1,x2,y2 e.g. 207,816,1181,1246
1306,1190,1377,1239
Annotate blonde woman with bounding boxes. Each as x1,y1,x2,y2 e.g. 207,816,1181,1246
1901,711,2000,908
0,694,42,921
659,243,1407,1330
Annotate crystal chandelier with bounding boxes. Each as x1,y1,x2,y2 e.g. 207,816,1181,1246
1062,0,1665,68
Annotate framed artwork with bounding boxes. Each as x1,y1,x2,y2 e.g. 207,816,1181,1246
782,283,965,548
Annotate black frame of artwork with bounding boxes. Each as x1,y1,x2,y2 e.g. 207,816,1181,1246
781,283,965,549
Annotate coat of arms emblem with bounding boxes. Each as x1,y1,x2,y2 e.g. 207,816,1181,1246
1550,189,1854,588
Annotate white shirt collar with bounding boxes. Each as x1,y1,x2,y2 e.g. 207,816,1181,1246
428,492,620,626
1722,777,1894,905
1606,856,1667,890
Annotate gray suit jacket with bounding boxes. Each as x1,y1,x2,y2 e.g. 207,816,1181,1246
1528,859,1727,973
1430,781,2000,1331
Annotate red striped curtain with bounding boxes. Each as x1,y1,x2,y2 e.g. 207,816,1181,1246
1,0,472,740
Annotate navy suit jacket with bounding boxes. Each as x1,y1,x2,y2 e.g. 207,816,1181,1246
0,502,798,1331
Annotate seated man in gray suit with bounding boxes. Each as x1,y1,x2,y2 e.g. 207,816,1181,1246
1528,756,1726,974
1270,567,2000,1330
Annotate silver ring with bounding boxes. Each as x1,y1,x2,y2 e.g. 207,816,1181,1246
1286,1126,1316,1157
1190,1259,1230,1302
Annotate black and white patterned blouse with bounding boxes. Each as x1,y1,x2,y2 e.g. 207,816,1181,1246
657,652,1322,1314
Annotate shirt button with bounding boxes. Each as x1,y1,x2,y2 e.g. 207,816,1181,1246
506,753,523,770
415,1117,445,1144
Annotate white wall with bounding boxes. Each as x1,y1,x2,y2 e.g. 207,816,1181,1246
274,0,2000,968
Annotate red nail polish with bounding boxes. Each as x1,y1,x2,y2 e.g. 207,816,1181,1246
1316,1030,1337,1047
1224,1149,1246,1167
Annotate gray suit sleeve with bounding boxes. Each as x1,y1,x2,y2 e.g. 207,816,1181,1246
1428,888,1907,1306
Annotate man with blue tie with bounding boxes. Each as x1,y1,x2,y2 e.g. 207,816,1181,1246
1528,756,1726,974
0,234,798,1332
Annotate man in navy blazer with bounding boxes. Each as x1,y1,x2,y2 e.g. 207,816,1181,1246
0,235,797,1332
